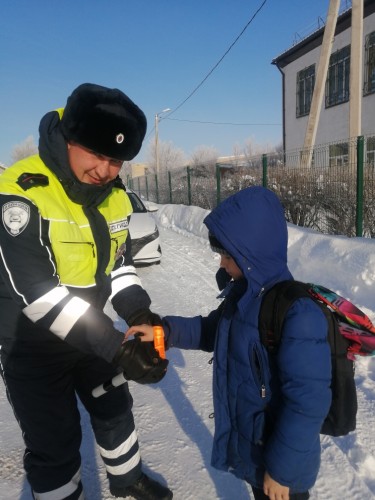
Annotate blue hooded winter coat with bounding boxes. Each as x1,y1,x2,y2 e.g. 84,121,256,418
163,186,331,493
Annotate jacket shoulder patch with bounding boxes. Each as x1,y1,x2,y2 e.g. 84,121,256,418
2,201,30,236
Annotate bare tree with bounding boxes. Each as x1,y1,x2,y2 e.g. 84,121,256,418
160,141,186,173
230,143,246,167
119,161,131,184
145,139,186,174
11,136,38,163
274,142,283,153
216,138,279,170
189,146,219,176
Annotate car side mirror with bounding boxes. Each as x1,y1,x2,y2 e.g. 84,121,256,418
145,202,159,213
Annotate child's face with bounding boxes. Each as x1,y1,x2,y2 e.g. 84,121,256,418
219,254,243,281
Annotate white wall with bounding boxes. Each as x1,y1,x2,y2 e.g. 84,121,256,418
282,11,375,151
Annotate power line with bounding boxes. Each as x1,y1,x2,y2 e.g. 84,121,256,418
144,114,280,143
144,0,269,143
168,0,268,117
165,117,281,126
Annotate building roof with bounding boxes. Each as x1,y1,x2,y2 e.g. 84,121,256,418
272,0,375,69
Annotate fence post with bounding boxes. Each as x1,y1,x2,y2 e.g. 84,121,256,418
262,154,268,188
168,171,172,204
137,177,140,195
216,164,221,206
155,174,159,204
145,175,149,201
187,167,191,206
356,136,364,237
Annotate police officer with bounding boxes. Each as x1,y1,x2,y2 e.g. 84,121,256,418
0,83,172,499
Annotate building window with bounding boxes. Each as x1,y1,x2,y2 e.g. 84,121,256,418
329,142,349,167
364,31,375,95
296,64,315,117
325,45,350,107
366,136,375,167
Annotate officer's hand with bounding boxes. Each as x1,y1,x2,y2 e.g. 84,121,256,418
113,337,168,384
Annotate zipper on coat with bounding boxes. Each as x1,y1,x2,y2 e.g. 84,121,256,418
111,237,119,253
252,345,266,399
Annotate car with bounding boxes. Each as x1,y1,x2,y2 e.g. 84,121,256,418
125,188,162,265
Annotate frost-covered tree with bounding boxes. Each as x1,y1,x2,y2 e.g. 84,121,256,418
189,146,219,176
145,139,186,174
11,136,38,163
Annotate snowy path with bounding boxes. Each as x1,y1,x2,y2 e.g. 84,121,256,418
1,218,375,499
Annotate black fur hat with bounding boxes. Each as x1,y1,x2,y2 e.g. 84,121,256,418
60,83,147,161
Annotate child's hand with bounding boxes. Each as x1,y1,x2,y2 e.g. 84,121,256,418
263,471,290,499
125,324,154,342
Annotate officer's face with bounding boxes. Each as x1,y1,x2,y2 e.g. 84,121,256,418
67,142,123,185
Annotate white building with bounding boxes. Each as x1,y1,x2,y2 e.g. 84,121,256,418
272,0,375,166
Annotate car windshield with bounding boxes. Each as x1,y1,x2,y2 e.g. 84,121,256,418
127,192,147,213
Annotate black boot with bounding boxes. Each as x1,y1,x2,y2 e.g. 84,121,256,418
110,473,173,499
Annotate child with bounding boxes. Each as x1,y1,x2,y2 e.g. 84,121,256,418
127,186,331,500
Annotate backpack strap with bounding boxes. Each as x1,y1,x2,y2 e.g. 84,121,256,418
259,280,312,353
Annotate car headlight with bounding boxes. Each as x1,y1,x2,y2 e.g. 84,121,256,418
130,226,160,257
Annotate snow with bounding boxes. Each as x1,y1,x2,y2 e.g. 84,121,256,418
1,202,375,500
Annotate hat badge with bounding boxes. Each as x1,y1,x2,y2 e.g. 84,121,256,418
116,133,125,144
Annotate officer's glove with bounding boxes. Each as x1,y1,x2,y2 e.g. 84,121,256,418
113,337,168,384
127,308,162,327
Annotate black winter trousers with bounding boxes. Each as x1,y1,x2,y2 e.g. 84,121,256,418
0,337,142,499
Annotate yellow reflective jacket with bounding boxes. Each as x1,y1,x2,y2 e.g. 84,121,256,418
0,155,132,287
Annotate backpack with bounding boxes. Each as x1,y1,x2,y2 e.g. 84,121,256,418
259,280,375,437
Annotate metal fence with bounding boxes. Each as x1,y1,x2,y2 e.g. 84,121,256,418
128,135,375,238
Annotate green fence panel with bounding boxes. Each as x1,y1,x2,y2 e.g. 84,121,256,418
130,134,375,238
262,154,268,188
356,136,364,237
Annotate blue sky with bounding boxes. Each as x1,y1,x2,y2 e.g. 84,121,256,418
1,0,350,165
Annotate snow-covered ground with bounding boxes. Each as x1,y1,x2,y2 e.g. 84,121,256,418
1,202,375,499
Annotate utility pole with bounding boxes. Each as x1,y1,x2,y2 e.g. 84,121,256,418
302,0,340,167
154,108,171,176
155,113,160,176
349,0,364,141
